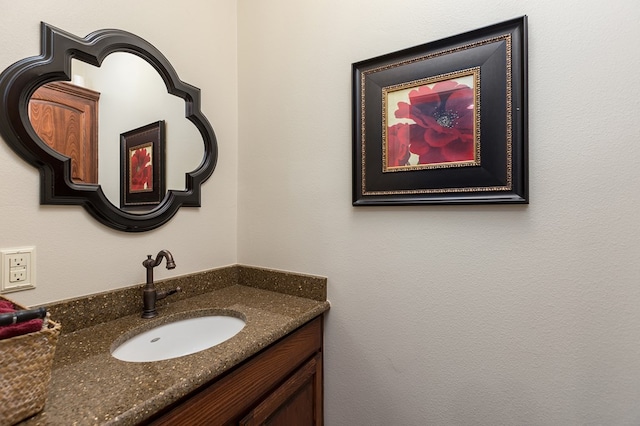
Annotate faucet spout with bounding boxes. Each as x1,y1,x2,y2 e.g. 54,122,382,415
141,250,180,319
143,250,175,277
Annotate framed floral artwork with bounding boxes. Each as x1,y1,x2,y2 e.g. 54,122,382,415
352,16,528,205
120,120,165,209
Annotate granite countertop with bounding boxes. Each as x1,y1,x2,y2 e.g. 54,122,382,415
20,266,329,425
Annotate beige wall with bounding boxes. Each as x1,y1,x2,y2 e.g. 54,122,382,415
2,0,640,424
0,0,239,306
237,0,640,425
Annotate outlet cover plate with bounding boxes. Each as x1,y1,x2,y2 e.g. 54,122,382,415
1,247,36,293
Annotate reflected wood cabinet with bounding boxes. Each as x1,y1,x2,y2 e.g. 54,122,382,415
28,82,99,184
146,316,323,426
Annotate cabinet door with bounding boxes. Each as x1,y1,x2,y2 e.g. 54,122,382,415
29,82,99,184
240,353,323,426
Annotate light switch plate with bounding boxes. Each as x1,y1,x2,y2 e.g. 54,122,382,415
1,247,36,293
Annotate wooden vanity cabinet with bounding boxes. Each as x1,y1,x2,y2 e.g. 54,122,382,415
146,316,323,426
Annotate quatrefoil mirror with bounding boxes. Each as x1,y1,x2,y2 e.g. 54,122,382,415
0,23,218,232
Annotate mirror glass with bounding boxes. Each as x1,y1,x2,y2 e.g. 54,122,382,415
0,23,217,232
28,53,204,211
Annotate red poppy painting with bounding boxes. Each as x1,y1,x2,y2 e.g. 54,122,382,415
385,75,477,171
120,121,165,209
129,145,153,192
352,17,528,205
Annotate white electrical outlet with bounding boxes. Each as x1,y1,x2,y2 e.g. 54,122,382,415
10,268,27,283
1,247,36,293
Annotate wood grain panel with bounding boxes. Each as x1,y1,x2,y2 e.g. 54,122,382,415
240,354,322,425
29,82,99,184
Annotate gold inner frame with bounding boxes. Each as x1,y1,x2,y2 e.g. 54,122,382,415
128,142,154,194
382,68,481,173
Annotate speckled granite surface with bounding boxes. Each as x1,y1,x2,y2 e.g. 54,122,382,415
18,265,329,425
238,265,327,302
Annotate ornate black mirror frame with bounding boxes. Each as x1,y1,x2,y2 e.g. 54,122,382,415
0,23,218,232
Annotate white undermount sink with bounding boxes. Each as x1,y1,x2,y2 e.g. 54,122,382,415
111,314,245,362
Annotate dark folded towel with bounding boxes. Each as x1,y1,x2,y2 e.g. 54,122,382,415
0,300,43,340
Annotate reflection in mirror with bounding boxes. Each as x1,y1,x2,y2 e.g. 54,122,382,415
0,23,218,231
29,81,99,184
28,53,204,211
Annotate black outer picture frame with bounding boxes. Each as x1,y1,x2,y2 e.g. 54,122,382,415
352,16,528,205
120,121,165,210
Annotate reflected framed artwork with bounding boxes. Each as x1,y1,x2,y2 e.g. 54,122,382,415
120,120,165,209
352,16,528,205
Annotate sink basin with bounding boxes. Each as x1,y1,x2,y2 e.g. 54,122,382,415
111,314,245,362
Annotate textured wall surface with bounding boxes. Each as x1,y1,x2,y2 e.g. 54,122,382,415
2,0,640,424
237,1,640,424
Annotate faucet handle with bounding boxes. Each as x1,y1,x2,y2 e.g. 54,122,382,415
166,286,181,296
157,286,182,301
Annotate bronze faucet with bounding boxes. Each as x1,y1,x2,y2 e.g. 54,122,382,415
141,250,181,318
